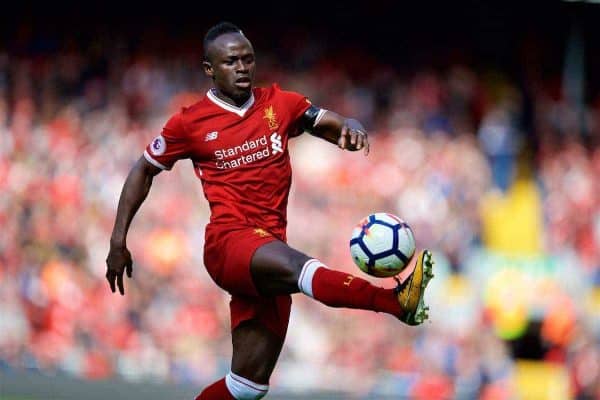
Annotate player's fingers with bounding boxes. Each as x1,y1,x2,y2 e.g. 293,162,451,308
338,125,348,149
357,131,366,150
350,129,357,146
117,273,124,295
338,126,346,149
363,135,370,156
126,258,133,278
106,271,116,293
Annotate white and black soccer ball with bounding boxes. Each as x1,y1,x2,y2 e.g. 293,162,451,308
350,212,416,277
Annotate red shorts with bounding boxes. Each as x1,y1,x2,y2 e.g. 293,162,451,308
203,224,292,339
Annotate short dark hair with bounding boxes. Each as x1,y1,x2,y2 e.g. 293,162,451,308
203,22,244,61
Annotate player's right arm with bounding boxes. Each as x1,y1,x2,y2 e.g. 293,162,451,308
106,111,189,295
106,157,162,295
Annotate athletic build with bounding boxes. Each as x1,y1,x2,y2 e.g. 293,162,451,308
106,22,434,399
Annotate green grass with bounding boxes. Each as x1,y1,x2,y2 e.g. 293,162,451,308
0,397,38,400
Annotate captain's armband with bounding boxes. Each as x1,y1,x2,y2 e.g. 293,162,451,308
301,105,327,134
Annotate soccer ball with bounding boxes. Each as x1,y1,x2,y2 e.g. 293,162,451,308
350,213,416,277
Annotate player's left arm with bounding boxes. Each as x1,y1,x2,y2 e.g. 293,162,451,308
301,105,369,155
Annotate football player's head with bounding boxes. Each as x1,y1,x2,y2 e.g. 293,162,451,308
203,22,255,104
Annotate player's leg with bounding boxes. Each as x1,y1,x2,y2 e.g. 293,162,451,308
197,228,294,399
195,293,291,399
250,240,434,324
195,320,282,400
231,319,285,386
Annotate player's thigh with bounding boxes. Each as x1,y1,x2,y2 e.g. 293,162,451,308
231,319,286,384
250,240,311,295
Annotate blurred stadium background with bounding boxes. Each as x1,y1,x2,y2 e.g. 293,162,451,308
1,1,600,399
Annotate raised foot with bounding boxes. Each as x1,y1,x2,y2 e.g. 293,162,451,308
396,249,435,326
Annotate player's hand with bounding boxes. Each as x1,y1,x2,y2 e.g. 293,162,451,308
338,124,370,155
105,244,133,295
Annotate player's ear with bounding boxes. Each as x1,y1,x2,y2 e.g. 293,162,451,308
203,60,214,78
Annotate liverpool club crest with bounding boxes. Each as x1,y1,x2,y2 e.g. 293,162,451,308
263,106,279,130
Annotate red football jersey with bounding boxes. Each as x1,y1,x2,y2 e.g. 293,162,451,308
144,84,312,236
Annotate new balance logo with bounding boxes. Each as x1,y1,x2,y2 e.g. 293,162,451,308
270,132,283,154
205,131,218,141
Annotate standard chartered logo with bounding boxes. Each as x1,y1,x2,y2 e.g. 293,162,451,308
214,133,284,170
270,132,283,154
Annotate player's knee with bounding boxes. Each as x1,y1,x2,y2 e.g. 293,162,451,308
225,371,269,400
285,251,311,282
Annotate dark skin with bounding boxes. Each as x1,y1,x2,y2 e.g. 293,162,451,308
106,31,369,385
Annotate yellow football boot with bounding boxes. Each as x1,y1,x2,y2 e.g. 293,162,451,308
395,249,434,326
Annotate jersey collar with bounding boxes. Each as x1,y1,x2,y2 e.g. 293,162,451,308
206,89,255,117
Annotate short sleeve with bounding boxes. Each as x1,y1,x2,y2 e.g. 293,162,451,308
144,112,189,170
279,88,312,124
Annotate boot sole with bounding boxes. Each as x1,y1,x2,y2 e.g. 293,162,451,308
403,250,435,325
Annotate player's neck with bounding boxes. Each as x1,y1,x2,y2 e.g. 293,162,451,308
211,88,251,108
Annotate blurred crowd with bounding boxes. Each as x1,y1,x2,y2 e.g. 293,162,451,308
1,36,600,399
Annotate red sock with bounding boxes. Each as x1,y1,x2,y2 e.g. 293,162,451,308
195,378,235,400
309,265,402,317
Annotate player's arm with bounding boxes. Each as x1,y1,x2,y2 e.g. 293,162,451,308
302,105,369,155
106,156,162,295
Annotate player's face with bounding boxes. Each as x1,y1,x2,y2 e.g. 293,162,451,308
204,33,256,105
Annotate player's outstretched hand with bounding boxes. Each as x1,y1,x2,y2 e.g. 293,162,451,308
106,245,133,295
338,123,369,155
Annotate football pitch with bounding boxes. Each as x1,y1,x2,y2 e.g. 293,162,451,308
1,397,36,400
0,394,396,400
1,371,406,400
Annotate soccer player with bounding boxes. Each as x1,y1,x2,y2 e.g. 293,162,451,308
106,22,434,400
